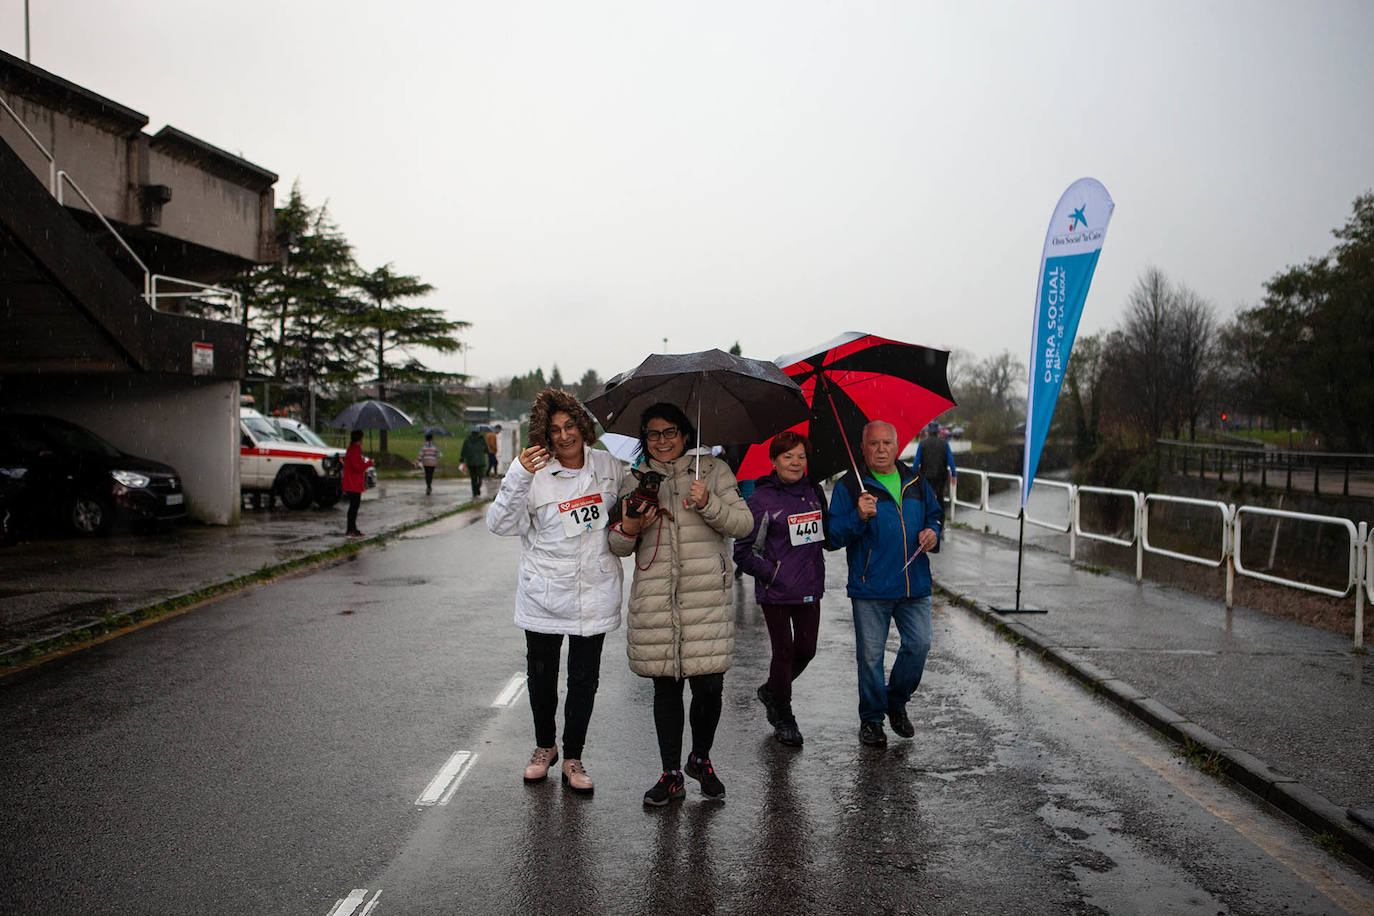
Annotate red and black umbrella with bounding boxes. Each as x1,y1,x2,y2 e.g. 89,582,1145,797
736,332,956,482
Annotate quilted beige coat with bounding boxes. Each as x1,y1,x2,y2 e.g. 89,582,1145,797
607,452,753,678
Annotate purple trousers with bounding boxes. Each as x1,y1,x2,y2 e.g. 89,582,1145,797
761,602,821,707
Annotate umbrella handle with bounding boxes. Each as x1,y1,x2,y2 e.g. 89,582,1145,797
695,402,701,481
818,372,868,489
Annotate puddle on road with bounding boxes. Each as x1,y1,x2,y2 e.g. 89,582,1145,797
356,576,430,588
395,514,482,539
1037,798,1230,915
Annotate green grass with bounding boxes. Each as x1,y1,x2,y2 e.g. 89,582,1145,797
1316,831,1346,857
1227,428,1318,448
1175,737,1227,778
320,424,525,479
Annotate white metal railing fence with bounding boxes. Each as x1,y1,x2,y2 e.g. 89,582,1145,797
151,275,242,324
1,94,239,321
951,468,1370,649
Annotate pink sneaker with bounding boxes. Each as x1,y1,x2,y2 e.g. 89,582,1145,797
561,758,594,795
523,746,558,782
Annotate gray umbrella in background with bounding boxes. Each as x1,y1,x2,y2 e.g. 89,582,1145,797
422,425,453,437
329,400,414,430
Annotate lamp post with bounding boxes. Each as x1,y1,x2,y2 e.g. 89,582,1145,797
486,383,492,421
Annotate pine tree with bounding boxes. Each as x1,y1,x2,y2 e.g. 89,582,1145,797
353,263,468,451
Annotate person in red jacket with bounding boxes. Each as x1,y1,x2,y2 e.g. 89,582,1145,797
342,430,374,538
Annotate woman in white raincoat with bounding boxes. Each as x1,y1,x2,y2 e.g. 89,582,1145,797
486,388,624,794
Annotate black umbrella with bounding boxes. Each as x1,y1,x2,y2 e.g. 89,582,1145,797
422,425,453,437
586,349,810,473
329,400,415,431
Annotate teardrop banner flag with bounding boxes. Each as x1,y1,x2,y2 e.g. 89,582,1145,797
1021,177,1115,507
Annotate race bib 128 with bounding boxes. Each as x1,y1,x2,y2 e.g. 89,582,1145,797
559,494,607,537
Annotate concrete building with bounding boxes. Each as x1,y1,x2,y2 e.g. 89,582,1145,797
0,50,278,525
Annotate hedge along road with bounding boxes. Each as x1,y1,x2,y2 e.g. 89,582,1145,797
1,505,1371,915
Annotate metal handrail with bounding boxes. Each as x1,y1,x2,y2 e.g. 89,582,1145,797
1232,506,1360,600
0,91,56,193
56,170,151,301
151,274,241,323
1365,524,1373,604
1025,479,1073,533
961,465,1369,647
1142,494,1231,568
1073,485,1140,549
3,94,238,322
984,472,1022,521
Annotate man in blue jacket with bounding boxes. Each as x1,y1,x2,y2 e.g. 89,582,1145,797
828,421,943,748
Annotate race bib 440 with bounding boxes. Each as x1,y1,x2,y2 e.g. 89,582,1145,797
788,510,822,546
559,494,607,537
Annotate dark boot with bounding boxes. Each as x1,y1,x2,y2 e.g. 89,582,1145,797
756,683,780,727
774,703,803,747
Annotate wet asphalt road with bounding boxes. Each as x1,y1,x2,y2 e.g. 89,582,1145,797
2,511,1373,915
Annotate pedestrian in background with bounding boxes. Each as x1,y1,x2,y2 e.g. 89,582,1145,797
828,420,942,748
342,429,373,539
608,403,753,806
461,428,488,499
486,389,624,794
485,427,500,477
913,420,957,508
417,433,442,495
732,431,827,747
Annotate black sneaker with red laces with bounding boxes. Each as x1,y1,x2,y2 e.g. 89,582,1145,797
685,752,726,800
643,770,685,807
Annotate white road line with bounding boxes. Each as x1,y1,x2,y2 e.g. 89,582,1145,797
416,749,477,806
491,673,526,707
327,888,380,916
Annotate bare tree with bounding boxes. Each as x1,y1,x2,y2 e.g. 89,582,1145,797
1170,287,1218,440
1107,267,1177,442
1061,332,1105,460
954,350,1023,444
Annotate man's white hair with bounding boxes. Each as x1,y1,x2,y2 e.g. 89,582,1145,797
862,420,897,439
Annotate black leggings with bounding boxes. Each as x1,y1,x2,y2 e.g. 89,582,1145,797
526,630,606,760
345,491,361,533
652,673,724,771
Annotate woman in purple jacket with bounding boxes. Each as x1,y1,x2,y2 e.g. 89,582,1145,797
732,431,827,747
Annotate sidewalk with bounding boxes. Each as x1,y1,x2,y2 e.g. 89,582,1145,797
936,528,1374,867
0,476,494,665
2,476,1371,868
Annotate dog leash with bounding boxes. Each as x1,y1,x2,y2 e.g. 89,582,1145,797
635,516,663,571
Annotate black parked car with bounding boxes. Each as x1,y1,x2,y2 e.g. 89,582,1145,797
0,414,186,536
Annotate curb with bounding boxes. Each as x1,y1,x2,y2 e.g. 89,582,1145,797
936,584,1374,872
0,498,489,681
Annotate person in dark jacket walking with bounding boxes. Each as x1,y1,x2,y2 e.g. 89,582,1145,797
733,431,827,747
913,420,957,508
461,429,488,499
828,420,942,748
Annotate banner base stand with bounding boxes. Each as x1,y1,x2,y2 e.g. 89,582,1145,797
992,607,1048,615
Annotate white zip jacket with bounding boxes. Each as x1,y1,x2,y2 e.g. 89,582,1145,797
486,445,625,636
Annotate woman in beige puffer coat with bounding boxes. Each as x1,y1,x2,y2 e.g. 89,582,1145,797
608,403,753,806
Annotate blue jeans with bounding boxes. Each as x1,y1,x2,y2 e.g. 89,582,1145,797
851,596,933,723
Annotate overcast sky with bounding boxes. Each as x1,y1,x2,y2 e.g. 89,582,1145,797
3,1,1372,388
